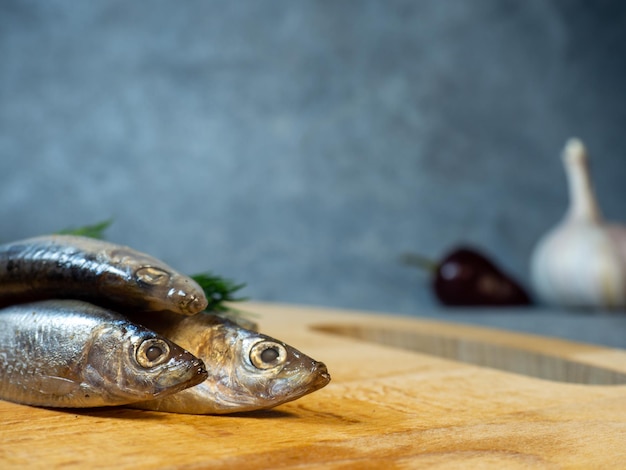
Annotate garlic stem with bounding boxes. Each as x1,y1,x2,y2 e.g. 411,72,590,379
563,138,603,223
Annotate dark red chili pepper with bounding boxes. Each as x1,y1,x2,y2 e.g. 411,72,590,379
402,246,532,307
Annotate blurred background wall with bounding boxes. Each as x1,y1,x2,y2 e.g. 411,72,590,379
2,0,626,314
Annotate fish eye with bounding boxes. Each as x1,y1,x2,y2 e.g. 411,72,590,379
135,266,170,286
136,338,171,368
146,345,164,361
249,341,287,370
261,347,279,363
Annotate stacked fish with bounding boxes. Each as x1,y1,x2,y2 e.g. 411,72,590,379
0,235,330,414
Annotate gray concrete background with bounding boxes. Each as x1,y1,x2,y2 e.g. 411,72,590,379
2,1,626,346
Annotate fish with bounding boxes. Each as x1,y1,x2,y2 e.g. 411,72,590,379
0,235,207,315
129,311,331,414
0,300,208,408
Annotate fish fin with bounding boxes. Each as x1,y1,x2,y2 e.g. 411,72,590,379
38,376,81,396
214,311,259,332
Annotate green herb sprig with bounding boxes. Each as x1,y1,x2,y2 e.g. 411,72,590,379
191,272,248,312
57,219,113,240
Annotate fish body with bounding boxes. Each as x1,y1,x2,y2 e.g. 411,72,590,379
130,312,330,414
0,235,207,315
0,300,207,408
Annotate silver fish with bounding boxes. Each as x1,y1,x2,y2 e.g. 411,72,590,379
0,235,207,315
0,300,208,408
129,311,330,414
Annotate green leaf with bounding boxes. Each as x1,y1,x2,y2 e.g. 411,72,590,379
57,219,113,239
399,252,438,273
191,272,248,312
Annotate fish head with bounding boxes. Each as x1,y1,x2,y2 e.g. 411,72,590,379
133,266,208,315
199,324,331,413
82,323,208,405
102,246,208,315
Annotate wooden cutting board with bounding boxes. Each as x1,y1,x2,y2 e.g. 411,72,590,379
1,302,626,469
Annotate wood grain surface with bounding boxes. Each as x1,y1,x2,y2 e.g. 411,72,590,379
1,302,626,469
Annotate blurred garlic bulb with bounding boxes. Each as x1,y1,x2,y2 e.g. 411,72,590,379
530,138,626,309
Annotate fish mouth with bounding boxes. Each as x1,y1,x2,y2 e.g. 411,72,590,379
188,359,209,385
180,293,208,315
310,361,331,391
152,353,208,398
168,288,208,315
179,352,208,387
263,361,330,407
